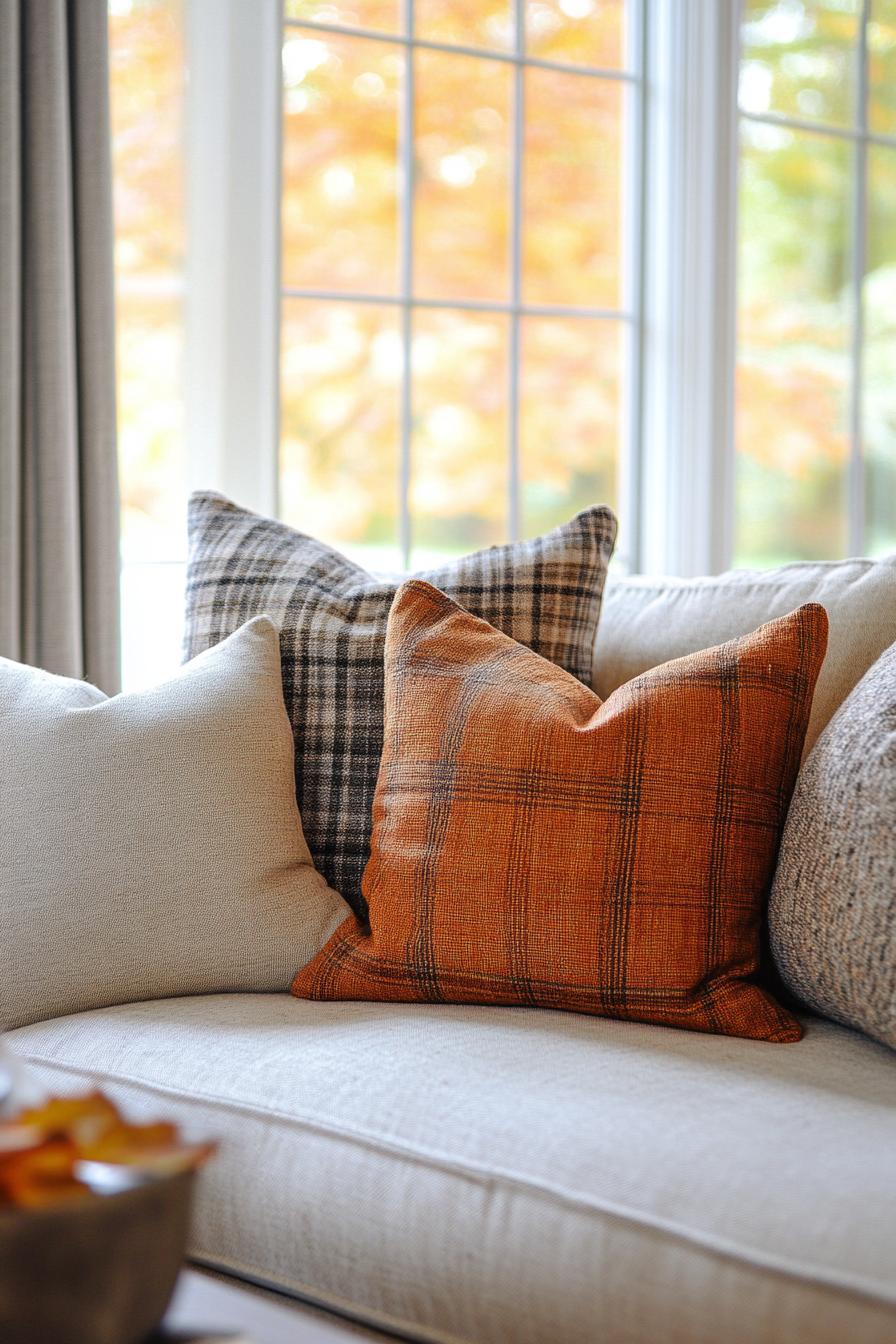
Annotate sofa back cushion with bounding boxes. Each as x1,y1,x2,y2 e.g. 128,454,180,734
293,581,828,1043
593,556,896,758
0,617,349,1031
769,643,896,1050
185,492,617,916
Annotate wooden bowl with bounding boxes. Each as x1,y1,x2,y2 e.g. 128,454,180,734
0,1162,195,1344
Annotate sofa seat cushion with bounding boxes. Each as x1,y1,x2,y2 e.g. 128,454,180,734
9,996,896,1344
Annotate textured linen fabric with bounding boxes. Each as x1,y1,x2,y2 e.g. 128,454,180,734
770,643,896,1050
294,583,827,1042
0,0,120,693
184,492,617,914
9,995,896,1344
0,618,349,1031
593,555,896,760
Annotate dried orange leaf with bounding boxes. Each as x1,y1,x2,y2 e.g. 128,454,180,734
0,1135,89,1209
0,1088,216,1206
78,1119,178,1161
18,1091,122,1148
91,1140,218,1175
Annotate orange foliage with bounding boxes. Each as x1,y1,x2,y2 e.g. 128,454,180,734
112,0,627,566
111,1,896,570
0,1090,215,1209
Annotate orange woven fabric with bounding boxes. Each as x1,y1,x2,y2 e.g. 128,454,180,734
293,582,828,1042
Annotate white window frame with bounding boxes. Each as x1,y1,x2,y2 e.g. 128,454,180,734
184,0,282,519
640,0,741,576
181,0,746,579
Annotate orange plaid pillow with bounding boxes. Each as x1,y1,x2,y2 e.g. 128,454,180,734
293,582,828,1042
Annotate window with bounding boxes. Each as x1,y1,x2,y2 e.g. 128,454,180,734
108,2,896,688
279,1,644,570
108,0,187,689
736,0,896,564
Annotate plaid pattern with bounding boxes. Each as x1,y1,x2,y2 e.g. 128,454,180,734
293,582,829,1042
185,493,617,914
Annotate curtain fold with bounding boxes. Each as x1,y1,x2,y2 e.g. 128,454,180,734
0,0,120,694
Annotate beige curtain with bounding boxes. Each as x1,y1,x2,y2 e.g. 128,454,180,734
0,0,120,694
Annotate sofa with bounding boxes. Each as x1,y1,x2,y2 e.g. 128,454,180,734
7,558,896,1344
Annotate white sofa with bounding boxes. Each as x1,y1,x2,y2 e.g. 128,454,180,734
9,560,896,1344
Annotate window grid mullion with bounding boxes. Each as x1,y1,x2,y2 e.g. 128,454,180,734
283,14,638,84
739,105,896,151
620,0,647,574
507,0,525,542
848,0,871,555
398,0,415,568
282,288,635,321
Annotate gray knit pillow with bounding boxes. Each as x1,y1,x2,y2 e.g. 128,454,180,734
769,642,896,1049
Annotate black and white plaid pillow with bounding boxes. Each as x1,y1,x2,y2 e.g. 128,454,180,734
185,493,617,916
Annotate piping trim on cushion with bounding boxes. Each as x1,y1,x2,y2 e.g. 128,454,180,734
19,1051,896,1311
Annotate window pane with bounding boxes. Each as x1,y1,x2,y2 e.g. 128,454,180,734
739,0,860,129
410,310,508,564
416,0,512,52
116,294,187,560
525,0,625,69
520,318,620,538
414,52,511,302
865,145,896,556
524,71,622,308
280,300,402,568
284,1,400,34
109,0,186,564
735,122,852,565
121,562,186,692
869,1,896,136
282,33,401,294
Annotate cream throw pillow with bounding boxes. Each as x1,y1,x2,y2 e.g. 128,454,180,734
593,556,896,759
0,617,349,1030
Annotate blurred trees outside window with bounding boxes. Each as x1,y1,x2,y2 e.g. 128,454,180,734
108,1,896,688
737,0,896,564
